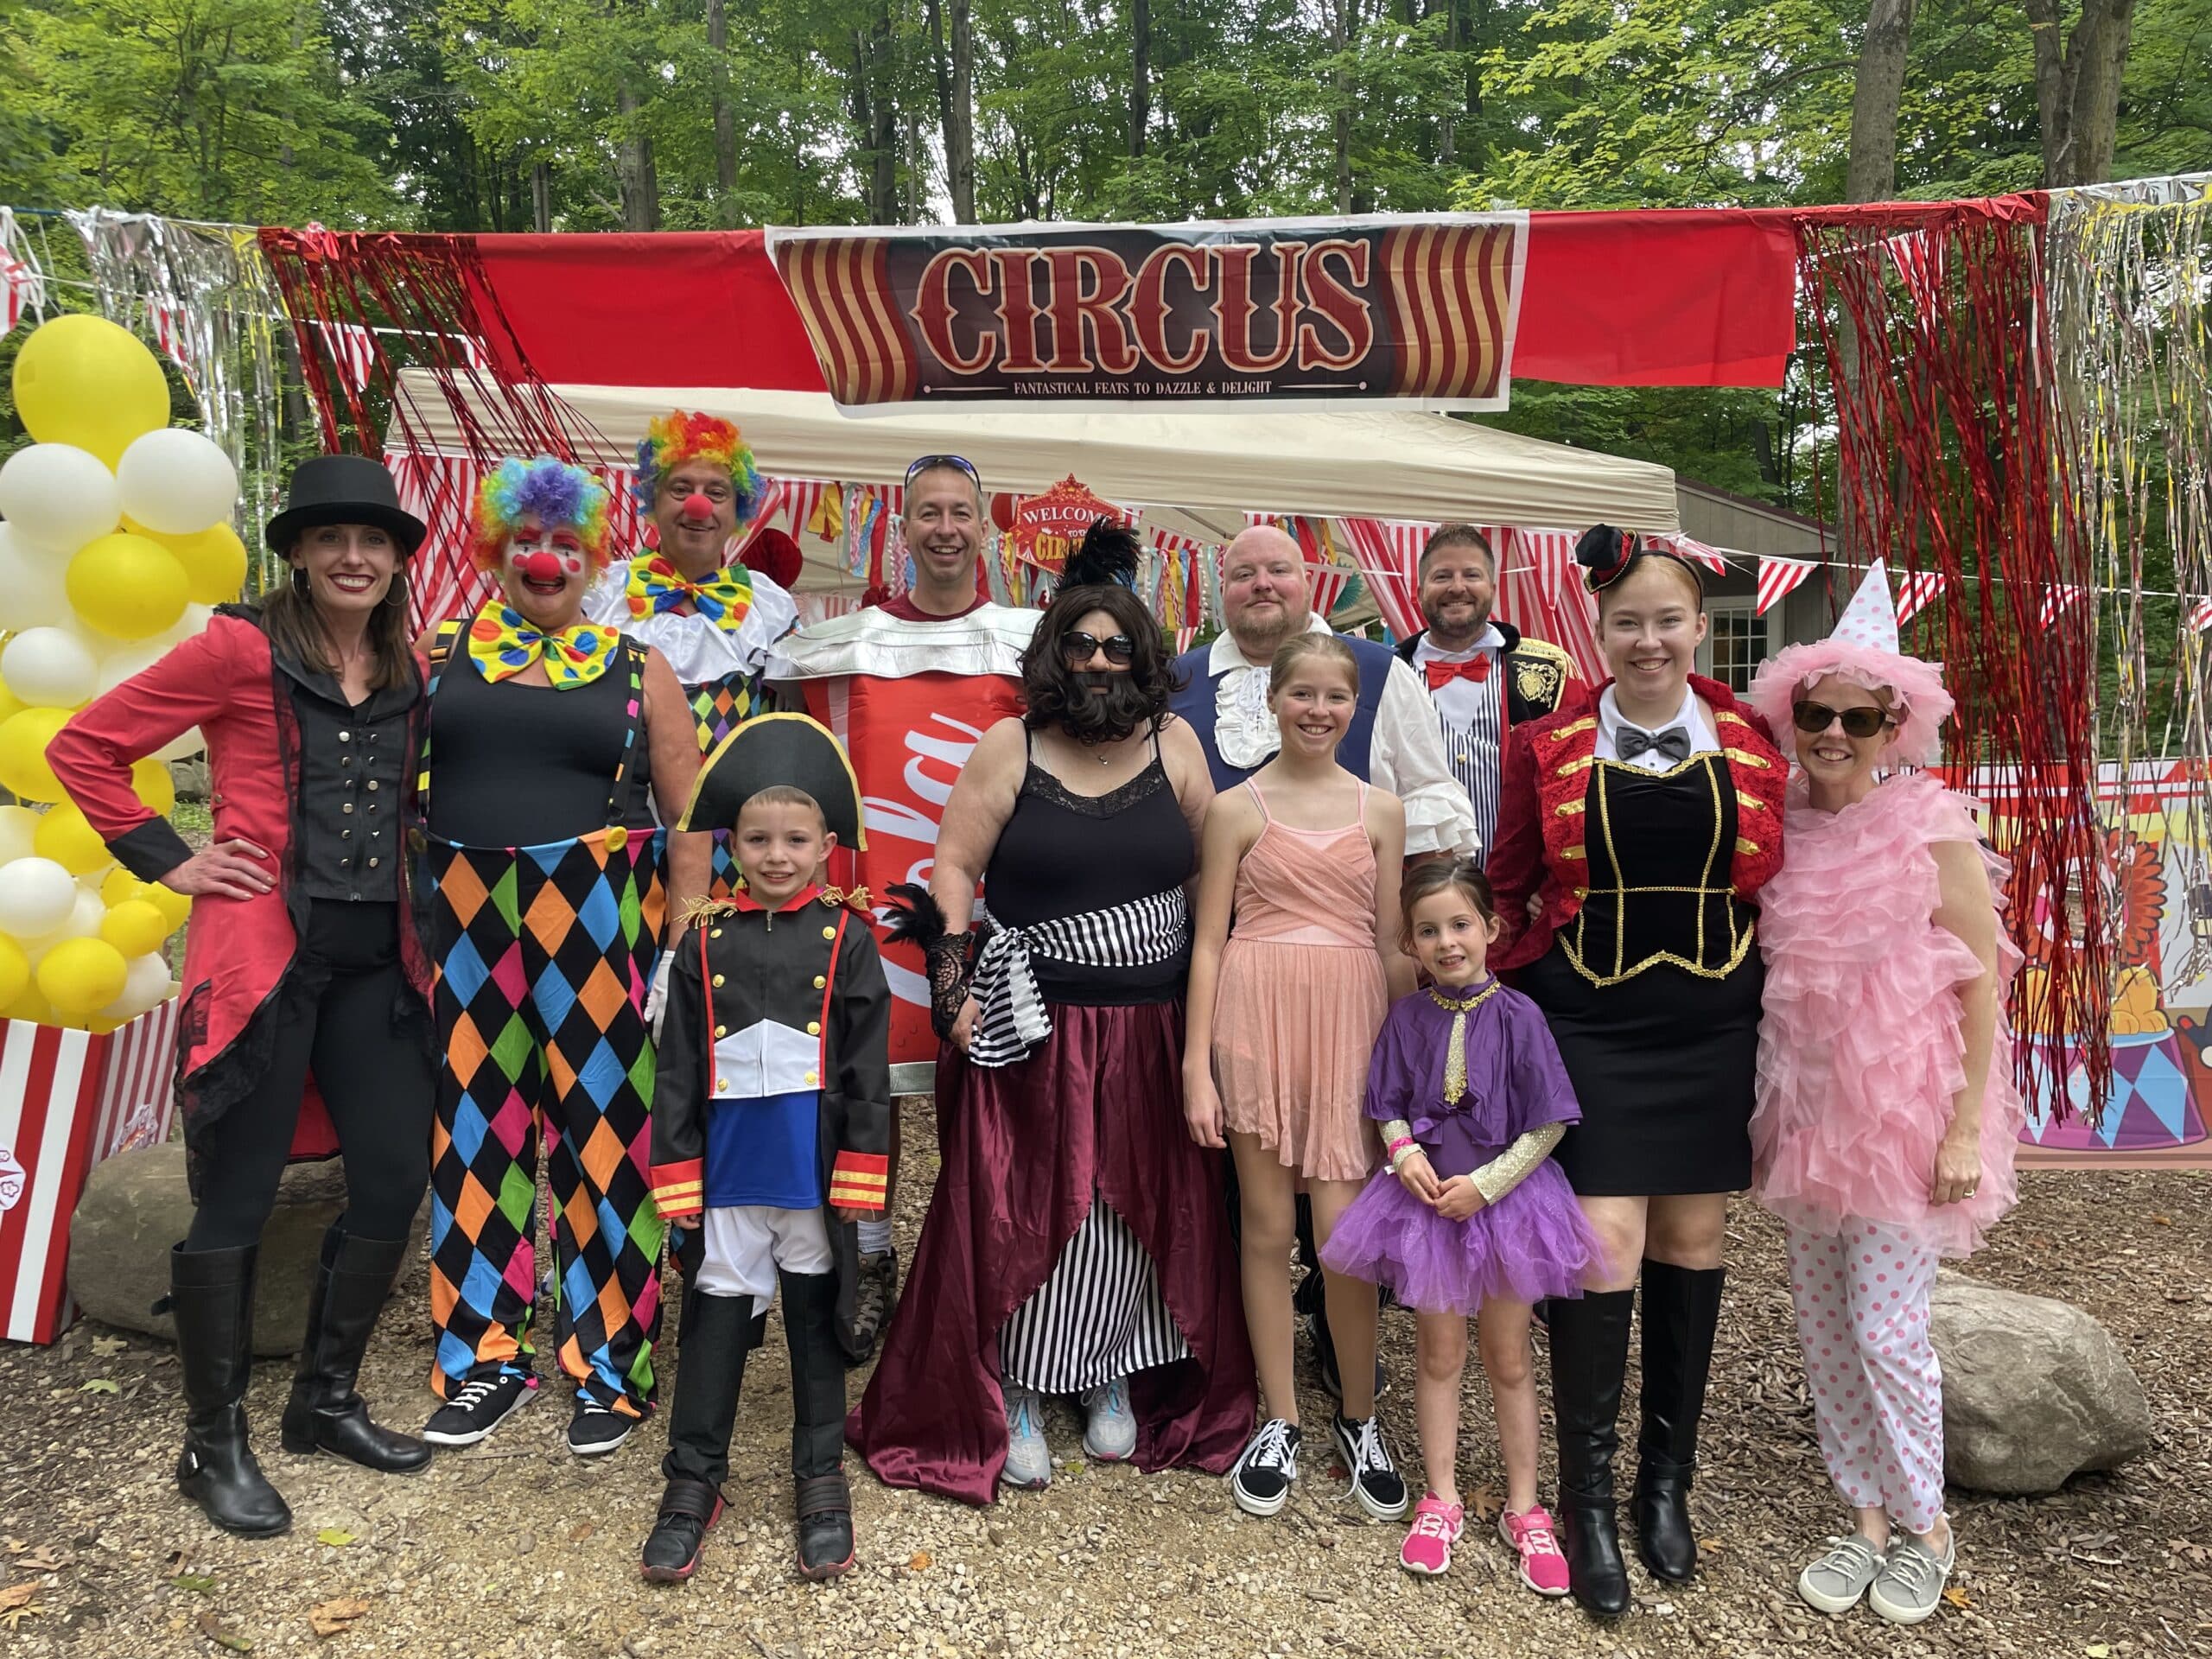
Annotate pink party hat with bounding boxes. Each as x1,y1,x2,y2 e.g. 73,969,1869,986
1829,559,1902,653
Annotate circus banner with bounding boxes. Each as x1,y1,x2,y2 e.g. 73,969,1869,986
764,214,1529,410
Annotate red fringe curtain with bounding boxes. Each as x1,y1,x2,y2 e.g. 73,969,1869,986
1796,199,2107,1113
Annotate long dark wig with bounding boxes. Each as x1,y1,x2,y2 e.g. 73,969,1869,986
1020,581,1181,747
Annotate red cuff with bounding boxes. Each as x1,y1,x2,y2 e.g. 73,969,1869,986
649,1160,704,1220
827,1151,889,1212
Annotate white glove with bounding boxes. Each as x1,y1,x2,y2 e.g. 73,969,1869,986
644,949,677,1042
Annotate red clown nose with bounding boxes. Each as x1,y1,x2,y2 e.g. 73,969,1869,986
681,492,715,523
521,550,564,583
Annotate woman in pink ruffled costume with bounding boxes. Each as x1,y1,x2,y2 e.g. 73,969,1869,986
1744,565,2021,1630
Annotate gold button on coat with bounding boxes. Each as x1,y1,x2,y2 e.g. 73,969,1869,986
806,1021,821,1036
813,976,826,989
712,974,725,988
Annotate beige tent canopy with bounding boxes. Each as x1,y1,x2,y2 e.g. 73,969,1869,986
393,370,1678,593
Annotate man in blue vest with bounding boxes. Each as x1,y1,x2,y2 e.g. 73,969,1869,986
1171,525,1478,1400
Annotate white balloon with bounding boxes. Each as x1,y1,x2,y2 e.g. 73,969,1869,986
160,602,215,647
155,726,206,761
0,856,81,938
0,806,40,865
0,525,74,632
117,429,238,536
22,888,107,960
0,443,121,553
96,639,174,697
100,950,175,1022
1,626,100,709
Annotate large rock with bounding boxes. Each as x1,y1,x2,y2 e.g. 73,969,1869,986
1931,1269,2155,1494
67,1145,427,1357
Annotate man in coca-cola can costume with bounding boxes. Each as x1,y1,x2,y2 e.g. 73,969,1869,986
766,454,1035,1357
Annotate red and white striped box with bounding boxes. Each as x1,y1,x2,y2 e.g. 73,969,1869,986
0,998,181,1344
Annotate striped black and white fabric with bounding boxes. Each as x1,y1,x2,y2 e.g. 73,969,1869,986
999,1198,1189,1394
965,888,1190,1067
1413,633,1506,866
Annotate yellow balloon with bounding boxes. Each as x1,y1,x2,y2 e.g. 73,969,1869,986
131,757,177,816
99,867,144,907
99,898,170,957
145,522,248,607
31,801,111,876
0,706,76,803
66,533,190,640
0,681,24,726
3,987,58,1026
10,315,171,468
0,936,28,1007
36,936,130,1016
147,881,192,932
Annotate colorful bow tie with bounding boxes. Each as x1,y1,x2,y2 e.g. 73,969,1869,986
1424,655,1493,692
624,555,754,631
467,601,620,690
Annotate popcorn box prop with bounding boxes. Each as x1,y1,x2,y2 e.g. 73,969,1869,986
0,996,180,1343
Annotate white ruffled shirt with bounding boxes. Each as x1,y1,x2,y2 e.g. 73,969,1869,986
1594,683,1719,771
583,558,799,690
1206,614,1481,858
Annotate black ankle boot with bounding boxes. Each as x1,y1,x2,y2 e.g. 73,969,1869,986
171,1244,292,1537
281,1228,431,1472
645,1287,757,1582
782,1269,855,1580
1634,1260,1725,1585
1551,1287,1635,1617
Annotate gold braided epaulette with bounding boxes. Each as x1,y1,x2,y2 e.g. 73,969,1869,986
821,884,873,912
681,897,747,927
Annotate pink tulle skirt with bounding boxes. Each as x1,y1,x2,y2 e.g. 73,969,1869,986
1320,1160,1602,1315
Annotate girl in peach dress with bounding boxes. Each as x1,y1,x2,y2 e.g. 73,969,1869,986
1185,633,1417,1522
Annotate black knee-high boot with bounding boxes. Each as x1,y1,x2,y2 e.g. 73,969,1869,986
1551,1287,1635,1617
642,1287,757,1583
782,1269,855,1580
171,1244,292,1538
1634,1260,1725,1584
282,1227,431,1471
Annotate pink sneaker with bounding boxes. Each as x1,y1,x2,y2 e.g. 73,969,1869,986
1399,1493,1465,1576
1501,1504,1572,1597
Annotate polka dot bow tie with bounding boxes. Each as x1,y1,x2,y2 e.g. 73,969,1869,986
624,555,754,631
467,601,620,690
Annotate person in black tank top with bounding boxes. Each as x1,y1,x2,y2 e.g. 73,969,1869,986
414,457,712,1459
851,545,1257,1505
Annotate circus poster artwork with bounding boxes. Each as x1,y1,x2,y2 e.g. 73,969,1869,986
1964,762,2212,1161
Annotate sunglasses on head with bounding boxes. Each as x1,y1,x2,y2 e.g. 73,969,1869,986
904,453,981,487
1059,631,1136,666
1793,700,1892,739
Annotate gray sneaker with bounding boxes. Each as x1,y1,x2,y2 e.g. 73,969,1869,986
1080,1376,1136,1462
1796,1533,1885,1614
1868,1529,1956,1626
1001,1383,1052,1490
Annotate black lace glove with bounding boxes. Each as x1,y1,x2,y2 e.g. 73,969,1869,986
885,881,976,1041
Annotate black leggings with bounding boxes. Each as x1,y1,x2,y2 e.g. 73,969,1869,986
187,901,435,1252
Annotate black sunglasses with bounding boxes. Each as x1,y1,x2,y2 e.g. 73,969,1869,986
1794,700,1892,739
1060,631,1136,666
904,453,982,488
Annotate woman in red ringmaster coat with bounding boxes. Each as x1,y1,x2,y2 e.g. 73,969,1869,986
1486,527,1787,1618
48,455,437,1540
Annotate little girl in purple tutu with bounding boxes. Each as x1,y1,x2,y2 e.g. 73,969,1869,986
1323,860,1602,1593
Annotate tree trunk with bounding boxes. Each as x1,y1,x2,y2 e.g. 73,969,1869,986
2023,0,2137,185
707,0,737,208
949,0,976,219
1130,0,1151,159
615,82,660,231
1844,0,1916,203
1330,0,1353,213
531,159,553,233
1439,0,1457,165
852,11,898,223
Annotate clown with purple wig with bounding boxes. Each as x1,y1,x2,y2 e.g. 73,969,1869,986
416,454,712,1459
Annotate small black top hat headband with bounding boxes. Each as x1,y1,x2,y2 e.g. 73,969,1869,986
1575,524,1703,596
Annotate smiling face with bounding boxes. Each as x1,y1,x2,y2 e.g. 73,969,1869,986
1062,607,1134,682
1419,541,1496,647
498,513,593,631
902,466,984,597
734,796,835,908
1222,528,1312,661
1791,671,1896,793
1598,557,1707,709
290,522,399,620
652,460,738,575
1268,654,1359,759
1406,885,1500,988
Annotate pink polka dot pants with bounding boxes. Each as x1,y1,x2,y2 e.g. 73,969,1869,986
1784,1221,1944,1534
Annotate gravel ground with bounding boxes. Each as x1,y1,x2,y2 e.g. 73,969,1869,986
2,1111,2204,1659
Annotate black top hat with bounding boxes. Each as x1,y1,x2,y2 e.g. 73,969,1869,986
678,714,868,848
264,455,428,557
1576,522,1701,596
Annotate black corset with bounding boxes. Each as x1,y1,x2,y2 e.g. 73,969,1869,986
1562,754,1758,985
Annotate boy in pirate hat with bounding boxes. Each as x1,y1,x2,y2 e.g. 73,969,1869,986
641,715,891,1585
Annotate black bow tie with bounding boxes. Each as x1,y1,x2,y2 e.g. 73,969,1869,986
1616,724,1692,764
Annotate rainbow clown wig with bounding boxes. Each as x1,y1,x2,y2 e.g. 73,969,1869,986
633,410,763,520
468,455,614,572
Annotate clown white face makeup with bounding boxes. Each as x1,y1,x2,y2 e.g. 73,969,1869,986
291,522,398,622
501,513,592,631
654,461,737,577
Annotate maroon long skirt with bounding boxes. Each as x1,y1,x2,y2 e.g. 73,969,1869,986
849,1001,1255,1504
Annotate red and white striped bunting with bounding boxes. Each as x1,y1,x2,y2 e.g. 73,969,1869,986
1656,532,1732,575
1895,570,1946,625
2190,598,2212,635
1755,556,1817,616
2038,583,2090,628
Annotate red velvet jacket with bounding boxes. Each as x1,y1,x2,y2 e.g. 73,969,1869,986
1489,674,1788,973
47,611,432,1174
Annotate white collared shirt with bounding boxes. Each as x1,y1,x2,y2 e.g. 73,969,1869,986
1595,683,1719,772
1206,613,1481,857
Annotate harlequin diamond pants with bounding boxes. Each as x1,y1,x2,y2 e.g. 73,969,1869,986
1785,1221,1946,1533
426,827,669,1416
687,671,764,899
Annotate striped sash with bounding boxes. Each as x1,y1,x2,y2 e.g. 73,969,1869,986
965,888,1189,1068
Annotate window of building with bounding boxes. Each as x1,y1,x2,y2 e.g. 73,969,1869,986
1700,598,1767,693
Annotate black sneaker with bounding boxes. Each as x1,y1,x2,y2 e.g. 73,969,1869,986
568,1397,636,1457
847,1250,899,1362
1333,1411,1409,1520
641,1477,722,1584
422,1373,534,1447
1230,1418,1301,1517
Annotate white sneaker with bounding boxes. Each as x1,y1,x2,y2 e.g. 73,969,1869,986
1001,1383,1052,1490
1080,1376,1136,1462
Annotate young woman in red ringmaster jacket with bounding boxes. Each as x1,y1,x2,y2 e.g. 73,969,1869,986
48,456,437,1539
1486,526,1787,1618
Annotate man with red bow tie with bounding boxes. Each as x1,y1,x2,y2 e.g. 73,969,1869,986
1393,524,1583,865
